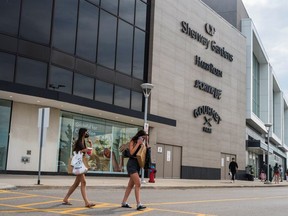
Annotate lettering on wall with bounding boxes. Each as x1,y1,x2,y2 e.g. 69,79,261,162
194,80,222,99
180,21,233,62
193,105,222,133
195,55,222,77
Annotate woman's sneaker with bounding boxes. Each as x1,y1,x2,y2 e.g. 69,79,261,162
121,203,132,208
137,204,146,210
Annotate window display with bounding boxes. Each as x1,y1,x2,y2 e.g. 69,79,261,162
58,111,141,174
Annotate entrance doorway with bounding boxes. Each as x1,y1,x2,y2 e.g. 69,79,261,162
221,153,236,180
156,144,182,178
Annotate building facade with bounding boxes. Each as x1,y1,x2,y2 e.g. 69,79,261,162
203,0,288,178
0,0,284,180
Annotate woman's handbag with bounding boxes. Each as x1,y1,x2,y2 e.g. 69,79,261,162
136,144,147,168
71,151,88,175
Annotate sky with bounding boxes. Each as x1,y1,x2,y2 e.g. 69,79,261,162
242,0,288,99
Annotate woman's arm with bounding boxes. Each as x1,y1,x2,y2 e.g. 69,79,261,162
129,138,143,155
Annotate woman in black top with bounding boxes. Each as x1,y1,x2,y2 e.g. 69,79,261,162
121,130,148,211
63,128,95,208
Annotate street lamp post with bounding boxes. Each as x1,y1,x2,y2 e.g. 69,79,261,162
140,83,154,184
264,123,272,184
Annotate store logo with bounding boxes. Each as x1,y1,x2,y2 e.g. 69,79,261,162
193,105,222,133
205,23,215,36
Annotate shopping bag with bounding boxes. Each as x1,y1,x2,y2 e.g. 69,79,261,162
71,151,88,175
136,144,147,168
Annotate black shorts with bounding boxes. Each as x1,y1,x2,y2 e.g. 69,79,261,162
127,158,140,175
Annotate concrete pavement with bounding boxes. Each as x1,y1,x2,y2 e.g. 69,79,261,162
1,174,288,190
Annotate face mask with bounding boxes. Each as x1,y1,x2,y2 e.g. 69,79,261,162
85,133,89,138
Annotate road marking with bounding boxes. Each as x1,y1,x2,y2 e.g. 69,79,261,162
17,199,63,207
0,195,37,200
121,208,154,216
151,207,216,215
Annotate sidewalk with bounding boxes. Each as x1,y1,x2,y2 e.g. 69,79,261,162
1,174,288,190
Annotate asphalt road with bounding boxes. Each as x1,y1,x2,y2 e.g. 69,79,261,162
0,187,287,216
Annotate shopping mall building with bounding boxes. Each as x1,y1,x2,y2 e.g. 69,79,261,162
0,0,287,179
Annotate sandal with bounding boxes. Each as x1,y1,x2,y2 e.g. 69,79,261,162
85,203,96,208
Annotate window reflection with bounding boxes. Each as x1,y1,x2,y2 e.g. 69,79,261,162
0,0,20,35
49,65,73,94
58,111,141,173
0,99,11,171
133,29,145,79
16,57,47,88
95,80,113,104
97,10,117,69
131,91,142,111
116,20,133,75
135,0,147,30
114,85,130,108
0,52,15,82
19,0,52,44
101,0,118,15
76,0,99,62
119,0,135,24
53,0,78,54
73,73,94,99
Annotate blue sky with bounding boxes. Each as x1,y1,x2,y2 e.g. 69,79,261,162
242,0,288,99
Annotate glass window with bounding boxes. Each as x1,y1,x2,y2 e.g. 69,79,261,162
19,0,52,44
135,0,147,30
76,0,99,62
0,99,11,171
101,0,118,15
97,10,117,69
0,52,15,82
119,0,135,24
131,91,142,111
49,65,73,94
95,80,113,104
58,111,141,173
0,0,21,35
73,73,94,99
133,29,145,79
53,0,78,54
116,20,133,75
252,54,260,117
114,85,130,108
87,0,100,5
16,57,47,88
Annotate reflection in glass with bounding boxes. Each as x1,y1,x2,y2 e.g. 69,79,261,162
133,29,145,79
131,91,142,111
101,0,118,15
0,52,15,82
95,80,113,104
114,85,130,108
87,0,100,5
97,10,117,69
49,65,73,94
19,0,52,44
53,0,78,54
16,57,47,88
119,0,135,24
116,20,133,75
58,111,141,173
0,99,11,171
135,0,147,30
0,0,21,35
73,73,94,99
76,0,99,62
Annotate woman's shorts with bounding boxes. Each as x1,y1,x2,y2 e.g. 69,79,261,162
126,158,140,175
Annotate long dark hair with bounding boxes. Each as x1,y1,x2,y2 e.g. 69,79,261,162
73,128,87,152
131,129,147,143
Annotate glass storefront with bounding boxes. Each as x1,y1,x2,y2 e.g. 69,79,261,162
0,99,11,171
58,111,141,173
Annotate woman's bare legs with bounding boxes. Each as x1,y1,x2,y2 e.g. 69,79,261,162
63,175,81,203
63,174,94,207
122,172,141,204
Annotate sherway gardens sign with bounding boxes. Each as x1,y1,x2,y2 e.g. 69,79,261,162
180,21,233,133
